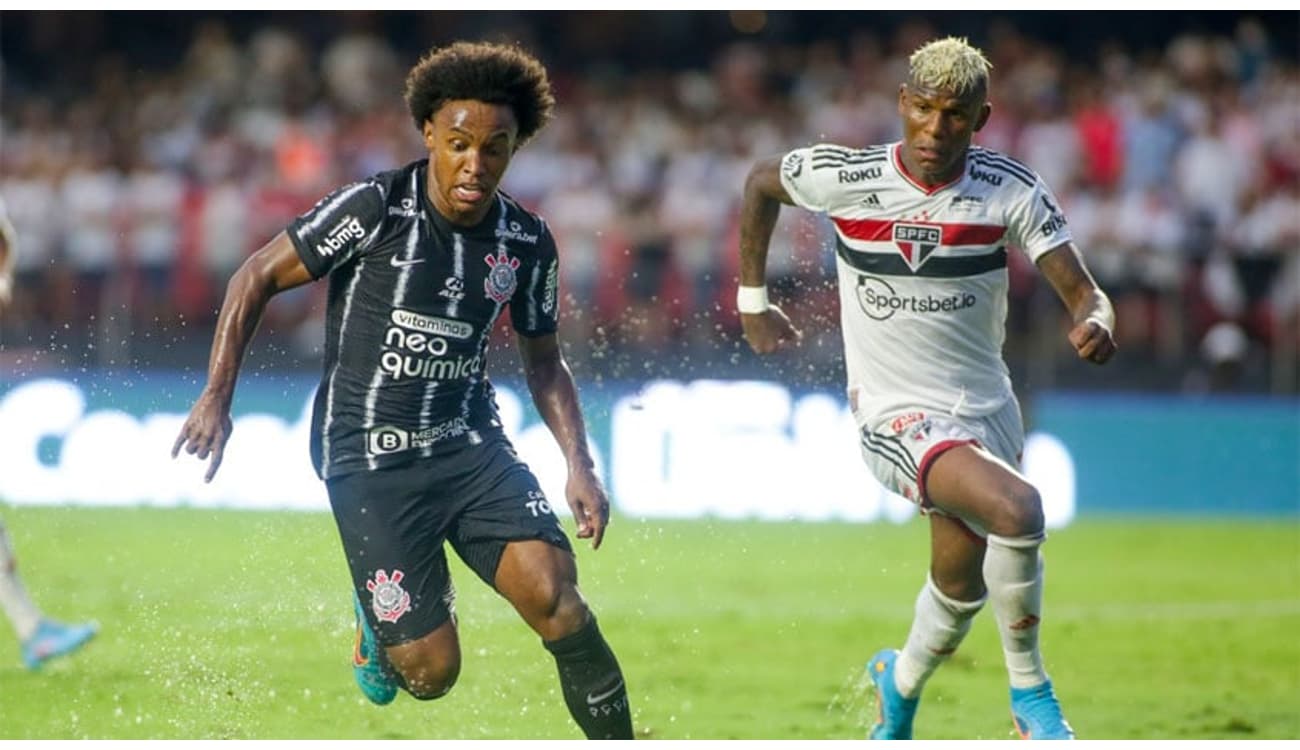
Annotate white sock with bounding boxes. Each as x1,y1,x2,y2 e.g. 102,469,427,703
894,574,985,698
0,521,43,640
984,532,1049,689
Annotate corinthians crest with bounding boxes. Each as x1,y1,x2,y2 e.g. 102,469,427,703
484,247,521,302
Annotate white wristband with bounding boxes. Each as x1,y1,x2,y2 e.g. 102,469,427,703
736,285,769,314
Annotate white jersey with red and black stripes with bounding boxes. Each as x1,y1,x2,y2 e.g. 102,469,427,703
779,141,1072,422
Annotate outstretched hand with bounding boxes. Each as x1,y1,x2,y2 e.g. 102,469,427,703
741,304,802,354
171,391,234,483
566,466,611,550
1068,317,1116,365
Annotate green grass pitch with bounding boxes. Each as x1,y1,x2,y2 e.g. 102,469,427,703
0,506,1296,739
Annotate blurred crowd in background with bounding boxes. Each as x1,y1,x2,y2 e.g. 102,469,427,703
1,11,1296,395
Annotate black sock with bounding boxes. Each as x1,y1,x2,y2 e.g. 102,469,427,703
543,615,633,739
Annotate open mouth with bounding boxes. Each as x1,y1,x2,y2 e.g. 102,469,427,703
452,184,488,204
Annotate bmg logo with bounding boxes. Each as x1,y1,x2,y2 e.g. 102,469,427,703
367,426,410,455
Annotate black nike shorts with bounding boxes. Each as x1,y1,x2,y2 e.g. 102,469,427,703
326,434,572,646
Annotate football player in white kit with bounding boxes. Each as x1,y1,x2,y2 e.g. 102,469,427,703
738,37,1116,739
0,198,99,670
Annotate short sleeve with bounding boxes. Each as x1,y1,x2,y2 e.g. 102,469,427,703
778,144,851,214
287,180,386,278
1005,177,1073,262
510,223,560,337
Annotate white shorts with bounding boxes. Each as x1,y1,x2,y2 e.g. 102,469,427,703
858,399,1025,527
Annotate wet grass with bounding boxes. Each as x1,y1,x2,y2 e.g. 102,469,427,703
0,506,1296,739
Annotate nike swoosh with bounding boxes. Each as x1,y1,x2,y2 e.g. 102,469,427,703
352,627,369,667
586,679,624,705
390,256,425,268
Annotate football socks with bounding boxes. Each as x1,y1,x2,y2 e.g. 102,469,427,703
543,615,634,739
984,532,1050,689
895,574,985,698
0,521,41,641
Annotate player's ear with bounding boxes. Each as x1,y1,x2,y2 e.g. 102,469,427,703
974,101,992,133
897,83,909,115
422,119,435,147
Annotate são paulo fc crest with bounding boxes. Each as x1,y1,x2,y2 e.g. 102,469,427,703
366,569,411,623
484,248,521,302
892,223,941,272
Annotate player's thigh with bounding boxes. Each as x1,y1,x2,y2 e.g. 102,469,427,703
447,438,572,588
925,444,1042,537
326,464,458,646
446,439,581,634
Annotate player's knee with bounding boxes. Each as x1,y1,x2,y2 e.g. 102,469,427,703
527,581,590,641
400,658,461,701
993,484,1044,537
931,572,987,603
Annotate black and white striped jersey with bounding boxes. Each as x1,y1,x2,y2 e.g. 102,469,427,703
287,159,560,480
780,141,1072,422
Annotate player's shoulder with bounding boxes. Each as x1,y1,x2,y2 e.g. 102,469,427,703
496,190,550,240
366,159,426,204
801,142,890,174
966,145,1040,190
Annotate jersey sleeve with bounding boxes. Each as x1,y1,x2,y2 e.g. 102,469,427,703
510,222,560,338
287,180,386,278
777,144,847,213
1005,175,1073,263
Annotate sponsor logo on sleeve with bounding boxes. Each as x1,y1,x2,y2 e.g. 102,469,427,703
781,151,804,179
542,259,559,316
314,215,366,258
1038,195,1067,237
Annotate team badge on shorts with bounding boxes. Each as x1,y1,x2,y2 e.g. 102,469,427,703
366,569,412,623
484,248,520,302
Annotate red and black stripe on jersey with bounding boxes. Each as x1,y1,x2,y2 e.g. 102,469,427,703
832,216,1008,278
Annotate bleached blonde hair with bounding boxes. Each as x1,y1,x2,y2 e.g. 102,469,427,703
908,36,992,97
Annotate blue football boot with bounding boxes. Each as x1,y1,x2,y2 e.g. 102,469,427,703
22,619,97,670
867,648,920,739
1010,680,1075,739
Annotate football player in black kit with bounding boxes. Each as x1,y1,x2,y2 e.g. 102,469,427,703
173,41,633,739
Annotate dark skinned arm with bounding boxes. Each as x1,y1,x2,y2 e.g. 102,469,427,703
172,232,314,481
517,332,610,550
1036,241,1117,365
738,155,802,353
